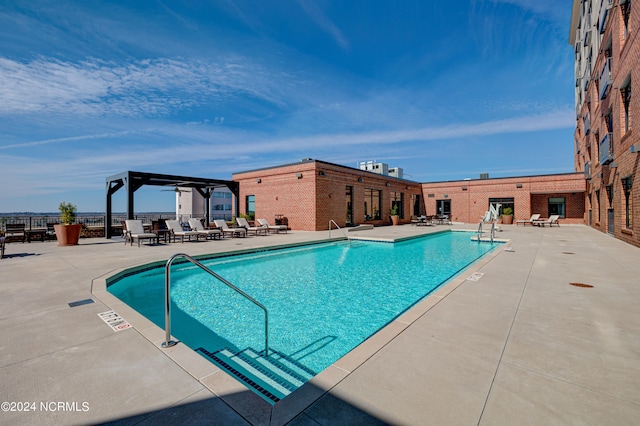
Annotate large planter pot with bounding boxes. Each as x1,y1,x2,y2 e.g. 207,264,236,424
54,224,82,246
391,215,400,226
501,215,514,225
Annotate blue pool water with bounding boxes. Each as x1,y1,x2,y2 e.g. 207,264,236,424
108,231,497,403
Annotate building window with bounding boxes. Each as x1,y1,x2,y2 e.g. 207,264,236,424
488,198,514,217
390,191,404,219
621,77,631,134
596,189,601,222
548,197,566,218
364,188,381,220
622,0,631,40
622,176,633,229
246,195,255,216
213,191,232,198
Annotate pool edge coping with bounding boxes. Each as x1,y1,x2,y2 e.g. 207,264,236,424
91,230,509,425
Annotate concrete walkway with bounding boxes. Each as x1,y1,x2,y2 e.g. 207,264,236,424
0,224,639,425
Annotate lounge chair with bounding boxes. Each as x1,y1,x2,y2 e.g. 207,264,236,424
4,223,26,243
165,219,204,242
188,218,222,240
213,219,247,238
256,218,288,234
124,220,158,246
533,214,560,227
516,214,541,226
236,217,268,236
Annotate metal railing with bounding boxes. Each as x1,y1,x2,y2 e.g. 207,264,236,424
162,253,269,357
328,220,349,241
477,221,496,244
0,213,175,230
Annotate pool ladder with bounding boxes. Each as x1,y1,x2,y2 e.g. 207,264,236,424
328,220,350,243
477,221,496,243
162,253,269,357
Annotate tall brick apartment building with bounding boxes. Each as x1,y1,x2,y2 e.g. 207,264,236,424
570,0,639,247
233,159,586,231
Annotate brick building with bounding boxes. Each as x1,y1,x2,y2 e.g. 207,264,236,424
420,173,586,224
570,0,639,247
233,159,423,231
233,160,586,231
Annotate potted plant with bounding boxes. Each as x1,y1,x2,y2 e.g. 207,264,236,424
501,207,514,225
54,202,83,246
390,204,400,226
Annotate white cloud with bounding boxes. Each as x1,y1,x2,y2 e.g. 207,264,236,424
297,0,349,50
0,55,297,117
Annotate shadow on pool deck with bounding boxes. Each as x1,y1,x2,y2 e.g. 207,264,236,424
1,224,639,425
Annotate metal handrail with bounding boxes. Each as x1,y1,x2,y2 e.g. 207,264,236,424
490,221,495,244
329,220,349,241
477,221,483,242
162,253,269,357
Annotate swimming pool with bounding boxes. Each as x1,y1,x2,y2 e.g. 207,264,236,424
108,231,497,403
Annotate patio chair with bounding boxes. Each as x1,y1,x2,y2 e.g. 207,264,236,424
4,223,26,243
256,218,288,234
516,214,541,226
165,219,204,242
236,217,268,236
124,220,158,246
533,215,560,227
188,218,222,240
46,222,59,240
213,219,247,238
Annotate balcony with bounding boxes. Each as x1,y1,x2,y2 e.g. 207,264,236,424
599,132,614,165
583,66,591,90
584,161,591,179
599,0,613,34
584,113,590,135
599,57,612,99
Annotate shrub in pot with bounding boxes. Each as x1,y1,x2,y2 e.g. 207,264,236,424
54,202,82,246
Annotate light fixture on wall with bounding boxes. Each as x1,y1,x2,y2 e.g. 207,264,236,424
385,182,391,187
358,177,364,183
462,186,468,191
296,173,303,179
318,171,326,176
516,183,523,188
256,178,261,183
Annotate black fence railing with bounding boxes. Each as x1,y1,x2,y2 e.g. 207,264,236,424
0,213,176,230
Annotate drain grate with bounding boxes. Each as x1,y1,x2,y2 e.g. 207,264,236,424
569,282,594,288
68,298,94,307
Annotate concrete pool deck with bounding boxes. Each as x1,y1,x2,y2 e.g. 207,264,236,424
1,224,639,425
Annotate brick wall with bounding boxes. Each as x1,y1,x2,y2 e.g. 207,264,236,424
576,2,639,248
233,160,423,231
421,174,586,224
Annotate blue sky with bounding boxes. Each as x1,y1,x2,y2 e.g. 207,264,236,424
0,0,575,213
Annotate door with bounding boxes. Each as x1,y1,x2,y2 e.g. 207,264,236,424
413,194,422,216
607,209,615,235
345,186,354,225
436,200,451,217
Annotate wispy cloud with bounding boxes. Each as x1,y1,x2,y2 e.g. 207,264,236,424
297,0,349,50
0,55,296,116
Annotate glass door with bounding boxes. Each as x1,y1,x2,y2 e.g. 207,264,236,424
345,185,353,225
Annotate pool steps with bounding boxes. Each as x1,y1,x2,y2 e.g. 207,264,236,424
196,346,314,403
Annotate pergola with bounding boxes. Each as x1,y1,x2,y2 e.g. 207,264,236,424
105,171,239,238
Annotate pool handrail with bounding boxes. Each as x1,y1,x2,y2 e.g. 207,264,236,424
477,221,496,243
162,253,269,357
328,220,349,241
